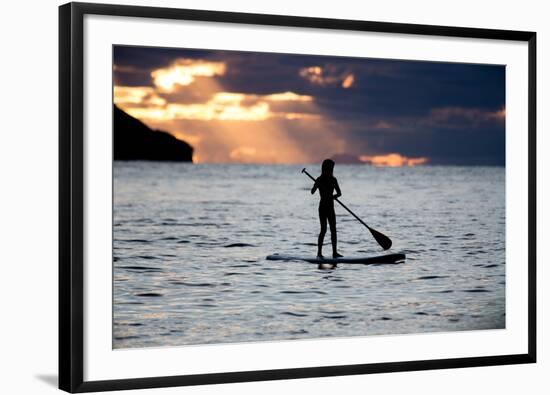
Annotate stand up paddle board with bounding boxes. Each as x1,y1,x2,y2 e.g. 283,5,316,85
266,253,406,265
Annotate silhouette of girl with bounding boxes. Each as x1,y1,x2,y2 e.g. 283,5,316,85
311,159,342,258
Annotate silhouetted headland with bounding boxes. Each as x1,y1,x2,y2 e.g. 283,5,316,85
114,105,193,162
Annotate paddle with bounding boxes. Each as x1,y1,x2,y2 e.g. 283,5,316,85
302,168,392,251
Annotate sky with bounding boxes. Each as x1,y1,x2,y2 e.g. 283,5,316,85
113,46,505,166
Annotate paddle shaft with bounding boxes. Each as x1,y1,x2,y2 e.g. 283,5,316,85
302,169,373,232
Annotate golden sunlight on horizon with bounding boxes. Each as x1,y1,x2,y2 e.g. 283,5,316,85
359,153,429,167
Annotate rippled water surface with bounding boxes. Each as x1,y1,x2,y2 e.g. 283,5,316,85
113,163,505,348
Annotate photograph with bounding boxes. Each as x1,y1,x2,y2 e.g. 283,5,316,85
112,45,506,349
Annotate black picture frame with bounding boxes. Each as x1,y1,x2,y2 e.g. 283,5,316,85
59,2,537,392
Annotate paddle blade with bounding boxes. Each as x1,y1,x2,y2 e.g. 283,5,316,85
368,226,392,250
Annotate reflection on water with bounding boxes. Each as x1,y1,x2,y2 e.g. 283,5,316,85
114,162,505,348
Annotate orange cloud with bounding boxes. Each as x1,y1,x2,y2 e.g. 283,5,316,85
264,91,313,102
429,106,506,125
114,86,166,106
299,66,354,89
359,153,428,167
341,74,355,89
373,120,393,130
283,113,320,120
490,106,506,120
299,66,323,84
151,59,226,92
118,90,318,122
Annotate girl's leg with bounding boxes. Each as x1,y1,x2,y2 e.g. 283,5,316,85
327,209,340,257
318,207,327,257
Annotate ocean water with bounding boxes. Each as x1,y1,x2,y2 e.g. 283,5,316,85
113,162,505,349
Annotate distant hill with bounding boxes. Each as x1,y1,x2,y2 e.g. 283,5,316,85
114,105,193,162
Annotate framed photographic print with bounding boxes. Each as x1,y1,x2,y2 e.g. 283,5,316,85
59,2,537,392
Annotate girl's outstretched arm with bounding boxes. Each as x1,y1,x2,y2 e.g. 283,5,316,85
333,179,342,199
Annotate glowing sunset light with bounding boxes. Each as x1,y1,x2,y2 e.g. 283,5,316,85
115,86,336,163
115,88,318,122
492,107,506,120
125,107,171,121
114,46,505,165
151,59,226,92
299,66,354,88
217,101,270,121
406,157,429,166
229,146,258,162
299,66,323,82
284,113,320,120
264,91,313,102
212,92,246,103
359,153,429,167
114,86,166,106
341,74,355,88
171,132,202,146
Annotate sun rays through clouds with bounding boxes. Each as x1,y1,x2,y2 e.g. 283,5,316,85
114,47,505,166
114,56,346,164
